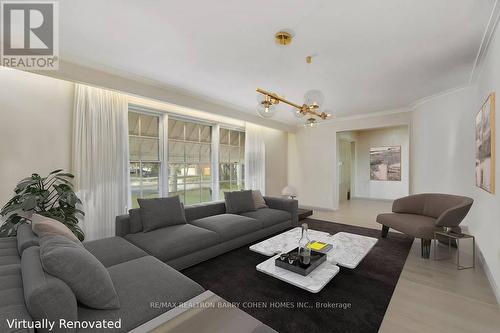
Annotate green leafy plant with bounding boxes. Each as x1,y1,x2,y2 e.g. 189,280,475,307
0,169,85,240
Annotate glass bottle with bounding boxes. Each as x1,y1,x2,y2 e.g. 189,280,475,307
298,223,311,265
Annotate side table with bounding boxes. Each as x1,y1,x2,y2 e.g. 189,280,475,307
433,230,475,270
297,208,313,220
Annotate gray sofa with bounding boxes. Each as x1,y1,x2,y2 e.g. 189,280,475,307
1,225,206,333
1,196,295,332
116,197,298,270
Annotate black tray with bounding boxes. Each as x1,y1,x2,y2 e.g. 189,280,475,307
275,247,326,276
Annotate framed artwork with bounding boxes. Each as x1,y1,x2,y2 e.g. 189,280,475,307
370,146,401,181
475,92,495,194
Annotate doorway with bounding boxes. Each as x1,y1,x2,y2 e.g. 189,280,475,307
338,139,355,202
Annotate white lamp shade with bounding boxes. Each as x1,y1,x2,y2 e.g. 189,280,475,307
281,185,297,197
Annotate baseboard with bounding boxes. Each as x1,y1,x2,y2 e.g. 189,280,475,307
299,204,337,212
476,245,500,305
350,196,394,202
461,225,500,304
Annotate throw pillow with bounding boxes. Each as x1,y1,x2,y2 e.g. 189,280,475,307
224,190,256,214
138,196,187,232
252,190,268,209
39,235,120,310
31,214,80,243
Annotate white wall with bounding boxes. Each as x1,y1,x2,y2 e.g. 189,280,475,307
411,20,500,299
0,69,74,207
354,126,410,200
262,128,288,196
288,111,412,210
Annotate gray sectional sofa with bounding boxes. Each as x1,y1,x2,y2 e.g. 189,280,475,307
0,196,296,332
116,197,298,270
1,226,206,332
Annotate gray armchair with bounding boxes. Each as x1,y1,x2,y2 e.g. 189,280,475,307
376,193,473,258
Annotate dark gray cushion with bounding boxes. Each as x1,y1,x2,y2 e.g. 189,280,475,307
77,256,204,332
0,237,17,249
0,235,20,268
224,190,256,214
83,236,148,267
22,246,78,333
39,235,120,309
0,305,32,333
138,196,187,232
0,247,18,257
0,264,21,278
125,224,219,262
240,208,292,228
0,254,34,332
0,274,22,290
190,214,262,241
128,208,143,233
16,223,39,254
185,201,227,222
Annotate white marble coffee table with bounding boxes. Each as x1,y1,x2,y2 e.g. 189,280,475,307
250,227,378,269
256,255,340,293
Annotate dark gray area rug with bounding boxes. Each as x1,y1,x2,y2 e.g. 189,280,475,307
182,218,413,333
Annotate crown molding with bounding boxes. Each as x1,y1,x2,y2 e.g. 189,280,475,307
27,58,297,133
408,85,472,111
469,0,500,83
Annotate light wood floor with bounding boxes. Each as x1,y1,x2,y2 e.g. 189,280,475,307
312,199,500,333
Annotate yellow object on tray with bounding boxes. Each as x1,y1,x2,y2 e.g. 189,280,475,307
307,241,328,251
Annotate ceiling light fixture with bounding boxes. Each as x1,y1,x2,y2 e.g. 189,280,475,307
255,32,332,127
256,88,331,124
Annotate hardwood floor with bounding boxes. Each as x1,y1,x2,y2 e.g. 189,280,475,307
311,199,500,333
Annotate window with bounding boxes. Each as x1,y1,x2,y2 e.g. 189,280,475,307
219,128,245,198
129,112,162,208
168,118,212,204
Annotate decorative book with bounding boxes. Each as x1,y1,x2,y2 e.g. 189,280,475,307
307,241,333,253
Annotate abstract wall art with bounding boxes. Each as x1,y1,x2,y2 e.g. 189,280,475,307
370,146,401,181
475,92,495,194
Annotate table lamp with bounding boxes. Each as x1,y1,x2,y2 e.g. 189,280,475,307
281,185,297,199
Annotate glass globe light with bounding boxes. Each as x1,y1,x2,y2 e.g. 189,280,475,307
304,90,325,111
304,118,317,128
293,107,305,118
257,102,276,118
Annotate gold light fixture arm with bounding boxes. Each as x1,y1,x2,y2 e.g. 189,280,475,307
256,88,303,109
256,88,330,119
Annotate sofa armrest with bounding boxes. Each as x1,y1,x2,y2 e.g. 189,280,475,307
264,196,299,226
435,201,473,227
115,214,131,237
392,194,425,215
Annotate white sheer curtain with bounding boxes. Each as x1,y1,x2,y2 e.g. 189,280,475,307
72,84,129,241
244,123,266,194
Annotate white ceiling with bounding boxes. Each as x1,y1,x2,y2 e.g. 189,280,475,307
59,0,495,125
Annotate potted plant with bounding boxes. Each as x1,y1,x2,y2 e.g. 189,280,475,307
0,169,85,241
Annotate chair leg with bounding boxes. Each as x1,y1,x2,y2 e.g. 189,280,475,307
421,239,431,258
381,225,389,238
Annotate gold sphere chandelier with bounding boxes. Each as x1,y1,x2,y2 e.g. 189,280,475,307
255,30,332,127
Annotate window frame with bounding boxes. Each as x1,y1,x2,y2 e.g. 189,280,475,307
128,106,167,208
167,116,214,204
127,104,246,206
218,126,245,199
